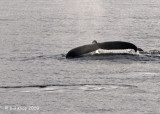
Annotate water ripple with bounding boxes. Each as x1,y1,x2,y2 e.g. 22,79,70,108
0,83,137,89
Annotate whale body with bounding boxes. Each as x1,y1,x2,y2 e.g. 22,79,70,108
66,43,99,58
66,40,139,58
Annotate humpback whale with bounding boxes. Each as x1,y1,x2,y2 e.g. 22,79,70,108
66,40,141,58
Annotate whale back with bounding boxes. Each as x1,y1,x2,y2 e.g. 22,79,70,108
66,44,99,58
98,41,137,52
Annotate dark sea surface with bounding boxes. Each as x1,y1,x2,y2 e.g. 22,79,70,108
0,0,160,114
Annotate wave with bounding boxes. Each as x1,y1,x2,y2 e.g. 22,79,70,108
5,50,160,62
6,54,62,62
0,83,137,89
65,49,160,61
0,83,141,93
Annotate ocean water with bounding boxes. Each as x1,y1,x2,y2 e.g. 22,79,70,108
0,0,160,114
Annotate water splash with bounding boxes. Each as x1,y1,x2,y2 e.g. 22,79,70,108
64,49,160,61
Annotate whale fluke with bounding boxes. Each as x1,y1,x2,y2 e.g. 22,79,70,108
66,40,139,58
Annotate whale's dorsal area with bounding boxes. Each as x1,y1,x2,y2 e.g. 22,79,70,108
66,40,139,58
97,41,137,52
66,43,99,58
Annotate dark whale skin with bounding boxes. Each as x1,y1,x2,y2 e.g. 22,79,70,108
66,44,99,58
98,41,137,52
